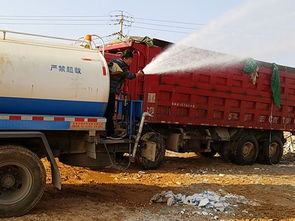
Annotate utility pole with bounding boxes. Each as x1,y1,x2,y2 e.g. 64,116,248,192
118,11,124,39
111,10,134,39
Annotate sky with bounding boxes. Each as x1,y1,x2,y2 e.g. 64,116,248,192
0,0,294,67
0,0,244,42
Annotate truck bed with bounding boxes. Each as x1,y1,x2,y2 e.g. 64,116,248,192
142,61,295,131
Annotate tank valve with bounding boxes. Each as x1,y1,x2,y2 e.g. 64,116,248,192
84,34,92,49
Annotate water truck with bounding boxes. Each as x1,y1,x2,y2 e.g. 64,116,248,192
0,31,294,217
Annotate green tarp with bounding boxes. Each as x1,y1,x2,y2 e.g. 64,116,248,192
243,59,281,108
271,63,281,108
243,58,258,74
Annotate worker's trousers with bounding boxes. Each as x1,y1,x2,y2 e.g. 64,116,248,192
104,93,116,136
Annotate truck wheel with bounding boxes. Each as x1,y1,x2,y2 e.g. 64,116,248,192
0,145,46,218
233,135,259,165
136,132,165,170
258,136,283,164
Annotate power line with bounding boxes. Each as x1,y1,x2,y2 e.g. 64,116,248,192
0,23,110,26
0,22,192,34
108,11,195,36
0,15,109,18
136,21,196,30
0,18,110,22
134,17,204,26
0,13,200,35
0,19,197,31
0,24,192,34
0,14,203,27
0,15,204,25
132,25,191,34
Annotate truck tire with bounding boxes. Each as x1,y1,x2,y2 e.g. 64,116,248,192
136,132,165,170
0,145,46,218
233,135,259,165
258,136,283,164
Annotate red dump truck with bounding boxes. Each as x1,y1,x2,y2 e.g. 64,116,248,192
104,37,295,166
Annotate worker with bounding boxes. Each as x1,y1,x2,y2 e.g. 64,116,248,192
104,49,144,139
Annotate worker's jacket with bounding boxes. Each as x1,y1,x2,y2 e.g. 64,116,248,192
108,58,136,94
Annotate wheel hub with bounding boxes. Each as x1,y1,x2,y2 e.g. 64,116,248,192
269,142,278,156
0,163,33,205
1,174,16,189
242,142,254,157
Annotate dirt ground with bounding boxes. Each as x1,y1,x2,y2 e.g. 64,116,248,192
3,151,295,221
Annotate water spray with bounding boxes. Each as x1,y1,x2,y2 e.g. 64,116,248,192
144,0,295,75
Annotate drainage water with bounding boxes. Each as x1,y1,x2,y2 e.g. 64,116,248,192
143,0,295,74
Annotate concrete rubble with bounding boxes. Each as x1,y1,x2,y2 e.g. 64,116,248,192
284,141,295,153
283,132,295,153
150,190,258,212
